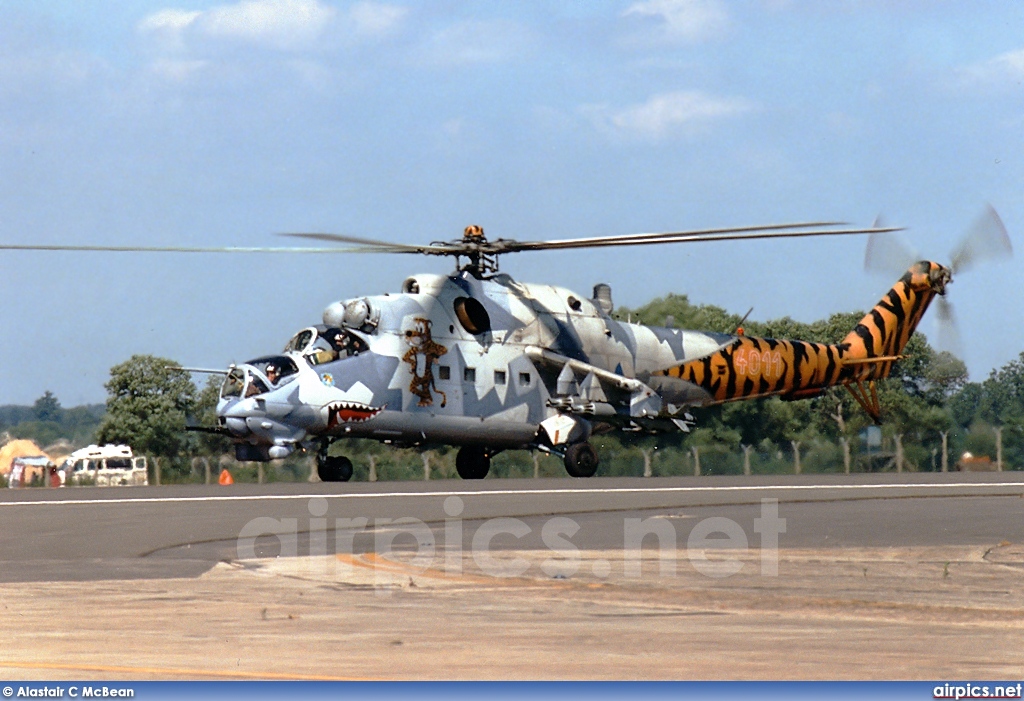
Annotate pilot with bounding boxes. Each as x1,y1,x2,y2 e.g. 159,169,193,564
266,365,280,385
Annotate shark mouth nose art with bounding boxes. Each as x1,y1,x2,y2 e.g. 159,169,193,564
326,401,383,428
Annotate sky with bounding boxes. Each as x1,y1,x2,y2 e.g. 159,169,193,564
1,0,1023,406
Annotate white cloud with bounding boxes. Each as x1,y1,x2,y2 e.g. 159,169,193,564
622,0,730,43
955,48,1024,89
137,9,202,34
348,2,408,37
587,90,754,139
419,19,534,66
202,0,335,48
138,0,337,51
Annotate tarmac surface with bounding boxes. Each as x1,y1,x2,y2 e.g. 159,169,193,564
1,473,1023,679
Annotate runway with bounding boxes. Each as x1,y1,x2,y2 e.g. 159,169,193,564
0,472,1019,581
1,473,1023,680
1,472,1023,581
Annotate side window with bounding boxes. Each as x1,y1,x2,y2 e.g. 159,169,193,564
519,372,531,386
494,370,506,385
438,366,451,381
464,368,476,382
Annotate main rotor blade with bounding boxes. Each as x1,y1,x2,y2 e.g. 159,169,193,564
949,203,1012,274
500,221,843,252
0,243,380,254
280,232,456,255
506,225,903,252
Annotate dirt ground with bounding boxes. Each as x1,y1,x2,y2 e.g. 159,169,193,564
1,543,1023,680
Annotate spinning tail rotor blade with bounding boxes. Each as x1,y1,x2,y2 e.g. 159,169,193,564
949,203,1012,274
864,220,918,277
935,296,964,360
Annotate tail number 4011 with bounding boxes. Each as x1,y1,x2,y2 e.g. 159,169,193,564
734,349,783,380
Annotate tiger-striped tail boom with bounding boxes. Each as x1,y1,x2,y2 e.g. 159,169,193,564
655,261,952,422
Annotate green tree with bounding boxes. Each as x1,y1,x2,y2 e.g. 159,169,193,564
96,355,197,459
979,352,1024,425
622,294,741,333
33,391,62,423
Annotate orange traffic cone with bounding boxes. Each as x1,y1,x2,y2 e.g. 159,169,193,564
218,468,234,485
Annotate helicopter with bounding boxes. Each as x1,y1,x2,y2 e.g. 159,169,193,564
195,220,932,482
5,212,1007,481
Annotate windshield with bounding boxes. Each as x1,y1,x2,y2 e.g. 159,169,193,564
283,326,368,366
221,369,245,398
245,356,299,391
283,328,317,354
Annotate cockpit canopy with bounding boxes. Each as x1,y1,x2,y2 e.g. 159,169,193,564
220,355,299,399
283,325,368,366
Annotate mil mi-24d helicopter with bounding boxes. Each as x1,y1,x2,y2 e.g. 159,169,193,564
4,209,1009,481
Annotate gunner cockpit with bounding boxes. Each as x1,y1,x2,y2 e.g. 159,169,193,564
283,325,368,366
220,356,299,399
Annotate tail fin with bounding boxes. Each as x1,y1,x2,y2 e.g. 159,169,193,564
840,260,951,365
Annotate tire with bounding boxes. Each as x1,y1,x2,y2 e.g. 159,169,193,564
318,455,354,482
563,442,599,478
456,446,490,480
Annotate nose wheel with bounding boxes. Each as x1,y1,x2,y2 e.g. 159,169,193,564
317,445,353,482
563,442,599,478
456,445,491,480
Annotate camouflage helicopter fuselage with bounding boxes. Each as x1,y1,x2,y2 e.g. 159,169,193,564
216,260,950,478
217,269,731,463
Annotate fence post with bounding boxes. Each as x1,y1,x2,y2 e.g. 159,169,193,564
839,437,851,475
257,462,264,484
741,444,752,476
895,434,904,473
790,441,801,475
532,452,541,479
422,452,431,481
940,431,949,472
641,448,653,478
692,446,701,476
369,454,377,482
995,426,1003,471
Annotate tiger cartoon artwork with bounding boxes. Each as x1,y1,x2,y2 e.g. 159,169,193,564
402,317,448,408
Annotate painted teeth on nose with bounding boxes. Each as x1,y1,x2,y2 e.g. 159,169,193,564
326,401,383,428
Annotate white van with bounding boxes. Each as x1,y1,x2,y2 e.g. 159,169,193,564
61,445,148,487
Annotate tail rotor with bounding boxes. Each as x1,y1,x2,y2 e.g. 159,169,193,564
949,203,1012,274
863,204,1012,359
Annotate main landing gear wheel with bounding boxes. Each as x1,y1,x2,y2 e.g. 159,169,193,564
563,442,599,478
318,455,353,482
456,446,491,480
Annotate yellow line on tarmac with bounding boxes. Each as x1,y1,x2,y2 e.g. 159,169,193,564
0,660,374,681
